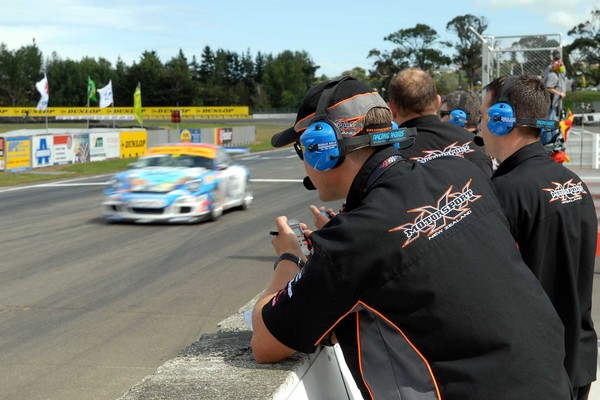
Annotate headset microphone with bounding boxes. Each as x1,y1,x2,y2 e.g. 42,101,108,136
303,176,317,191
473,136,484,146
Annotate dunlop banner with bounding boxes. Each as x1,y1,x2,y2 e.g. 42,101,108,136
0,106,250,119
120,130,147,158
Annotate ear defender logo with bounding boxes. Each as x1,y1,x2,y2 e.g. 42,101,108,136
543,179,587,204
410,141,475,163
389,179,482,248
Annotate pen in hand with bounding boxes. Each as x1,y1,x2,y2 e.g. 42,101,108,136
269,231,279,236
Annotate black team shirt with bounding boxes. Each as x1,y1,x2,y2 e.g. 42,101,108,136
262,146,572,399
492,141,598,388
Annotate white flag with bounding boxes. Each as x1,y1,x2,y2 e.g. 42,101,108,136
35,74,49,111
97,80,114,109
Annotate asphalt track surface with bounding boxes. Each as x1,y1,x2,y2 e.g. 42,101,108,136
2,133,600,399
0,147,319,400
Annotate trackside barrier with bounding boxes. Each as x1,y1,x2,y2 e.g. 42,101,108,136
118,296,363,400
0,127,255,172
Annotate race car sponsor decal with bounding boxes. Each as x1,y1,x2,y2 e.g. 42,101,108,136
389,179,482,248
410,141,475,163
543,179,587,204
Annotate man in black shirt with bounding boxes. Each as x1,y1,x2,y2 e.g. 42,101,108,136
478,74,597,400
251,76,572,399
388,68,493,176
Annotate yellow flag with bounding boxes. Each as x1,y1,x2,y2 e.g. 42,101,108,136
133,85,143,126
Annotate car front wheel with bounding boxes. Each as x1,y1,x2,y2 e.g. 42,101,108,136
241,179,253,210
209,189,223,221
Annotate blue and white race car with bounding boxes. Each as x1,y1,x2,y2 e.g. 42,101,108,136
102,143,252,223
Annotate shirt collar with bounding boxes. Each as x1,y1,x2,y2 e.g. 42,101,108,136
493,141,548,178
401,114,440,128
345,146,405,211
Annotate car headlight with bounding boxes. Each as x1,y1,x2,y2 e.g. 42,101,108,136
174,196,193,205
108,194,123,202
185,178,202,192
106,178,122,191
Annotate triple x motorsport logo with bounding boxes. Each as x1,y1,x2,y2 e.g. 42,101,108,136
410,141,474,163
389,179,482,248
543,179,587,204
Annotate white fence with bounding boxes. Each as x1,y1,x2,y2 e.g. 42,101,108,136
564,125,600,169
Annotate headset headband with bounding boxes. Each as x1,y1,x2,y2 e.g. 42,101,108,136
339,127,417,153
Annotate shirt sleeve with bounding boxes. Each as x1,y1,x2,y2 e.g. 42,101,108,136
261,247,354,353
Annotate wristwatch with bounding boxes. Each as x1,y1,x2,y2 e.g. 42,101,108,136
274,253,306,270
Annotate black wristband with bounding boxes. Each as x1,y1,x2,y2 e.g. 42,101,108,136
274,253,306,270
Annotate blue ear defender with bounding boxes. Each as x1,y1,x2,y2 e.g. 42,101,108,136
300,121,342,171
449,109,468,127
486,102,516,136
486,77,518,136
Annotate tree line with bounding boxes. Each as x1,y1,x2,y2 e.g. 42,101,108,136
0,9,597,112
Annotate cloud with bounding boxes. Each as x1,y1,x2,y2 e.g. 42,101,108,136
547,11,585,31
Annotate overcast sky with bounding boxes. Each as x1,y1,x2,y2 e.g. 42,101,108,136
0,0,596,77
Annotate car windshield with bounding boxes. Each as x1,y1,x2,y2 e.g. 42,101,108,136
135,154,214,169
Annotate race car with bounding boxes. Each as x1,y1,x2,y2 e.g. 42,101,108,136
102,143,253,223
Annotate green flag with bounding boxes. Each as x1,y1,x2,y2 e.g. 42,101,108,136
133,84,143,126
87,76,97,102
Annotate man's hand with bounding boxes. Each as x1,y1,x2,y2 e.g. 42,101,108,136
309,205,336,230
271,216,305,258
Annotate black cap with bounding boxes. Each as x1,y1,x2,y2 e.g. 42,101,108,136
271,77,390,148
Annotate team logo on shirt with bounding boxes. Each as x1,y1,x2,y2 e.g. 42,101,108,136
271,269,304,306
272,289,288,307
410,141,475,163
389,179,482,248
543,179,587,204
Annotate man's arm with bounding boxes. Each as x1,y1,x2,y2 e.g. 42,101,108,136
546,87,565,99
252,215,307,363
251,259,302,363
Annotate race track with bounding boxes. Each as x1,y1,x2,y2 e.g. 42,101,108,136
0,147,322,400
